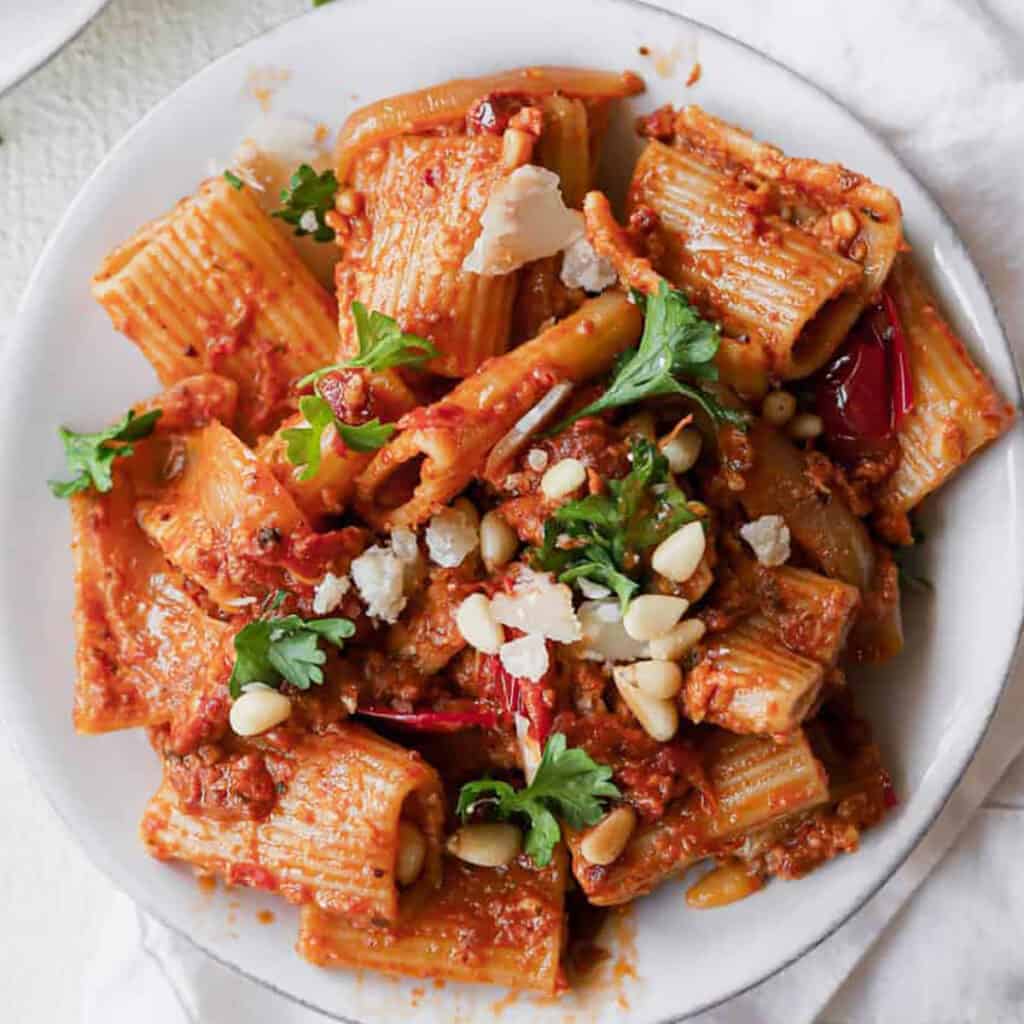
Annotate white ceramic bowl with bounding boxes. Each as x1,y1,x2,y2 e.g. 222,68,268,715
1,1,1021,1020
0,0,111,96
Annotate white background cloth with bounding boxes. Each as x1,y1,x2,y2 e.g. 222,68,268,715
1,1,1022,1021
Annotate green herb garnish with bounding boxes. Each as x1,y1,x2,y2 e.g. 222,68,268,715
49,408,162,498
531,437,698,610
273,164,339,242
456,733,620,867
553,282,747,433
298,302,439,388
229,599,355,698
223,170,244,190
282,394,394,480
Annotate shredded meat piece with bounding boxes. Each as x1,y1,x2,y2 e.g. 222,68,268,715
554,709,705,822
162,741,278,821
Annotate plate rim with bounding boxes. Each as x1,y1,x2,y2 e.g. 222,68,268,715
1,0,1022,1020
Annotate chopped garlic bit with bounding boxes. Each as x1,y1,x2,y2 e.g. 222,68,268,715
312,572,351,615
425,505,479,568
463,166,583,276
299,209,319,233
560,232,618,293
490,568,581,644
350,546,407,623
499,633,550,682
740,515,791,567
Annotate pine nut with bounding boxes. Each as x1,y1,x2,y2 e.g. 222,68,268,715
526,448,549,472
614,671,679,741
622,411,656,441
455,593,505,654
580,805,637,866
830,208,859,241
652,521,706,583
614,660,683,699
540,458,586,500
787,412,824,441
229,684,292,736
661,428,702,474
480,510,519,572
686,860,763,909
447,823,522,867
623,595,689,641
395,821,427,886
647,618,706,660
453,496,480,529
761,390,796,427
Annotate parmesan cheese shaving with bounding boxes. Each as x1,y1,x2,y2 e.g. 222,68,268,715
425,505,479,568
560,232,618,293
490,569,582,644
350,546,407,623
312,572,351,615
463,166,584,276
499,633,549,682
740,515,792,567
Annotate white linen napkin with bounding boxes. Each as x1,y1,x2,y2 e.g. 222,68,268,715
3,0,1015,1020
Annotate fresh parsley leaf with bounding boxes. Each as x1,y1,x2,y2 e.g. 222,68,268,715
531,437,698,610
312,0,334,6
281,395,335,482
229,610,355,698
282,394,393,480
553,282,747,433
456,733,620,867
273,164,339,242
337,418,395,452
49,408,162,498
223,170,244,190
298,302,439,388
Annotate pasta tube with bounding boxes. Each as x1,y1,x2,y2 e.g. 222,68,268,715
92,176,339,442
354,291,643,529
141,724,445,926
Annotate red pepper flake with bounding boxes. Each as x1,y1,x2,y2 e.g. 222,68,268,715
357,705,498,733
881,289,914,425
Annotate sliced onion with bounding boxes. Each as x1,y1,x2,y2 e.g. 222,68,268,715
483,380,574,480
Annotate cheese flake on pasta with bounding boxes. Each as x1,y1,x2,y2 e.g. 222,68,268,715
312,572,351,615
351,546,408,623
560,233,617,293
499,633,550,682
740,515,792,567
425,505,479,568
463,166,584,276
491,569,582,644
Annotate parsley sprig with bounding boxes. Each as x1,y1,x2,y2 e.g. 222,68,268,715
229,594,355,698
273,164,339,243
298,302,439,389
553,282,747,433
49,409,162,499
456,733,620,866
532,437,698,610
282,395,394,481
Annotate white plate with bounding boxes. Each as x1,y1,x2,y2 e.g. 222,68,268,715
0,0,110,96
2,0,1022,1020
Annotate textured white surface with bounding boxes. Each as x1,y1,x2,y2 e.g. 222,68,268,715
0,1,1022,1023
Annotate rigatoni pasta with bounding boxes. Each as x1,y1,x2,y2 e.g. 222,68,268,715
92,176,339,442
141,724,444,924
57,63,1014,995
874,254,1015,544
